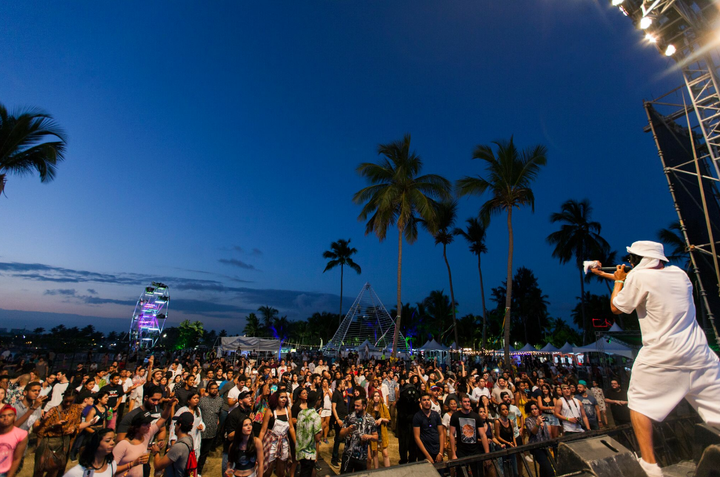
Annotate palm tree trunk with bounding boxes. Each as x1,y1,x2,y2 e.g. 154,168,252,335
580,266,589,345
392,225,403,358
443,243,459,347
339,264,344,329
504,208,514,367
479,253,488,361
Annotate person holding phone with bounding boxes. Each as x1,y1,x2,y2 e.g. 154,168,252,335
338,397,377,474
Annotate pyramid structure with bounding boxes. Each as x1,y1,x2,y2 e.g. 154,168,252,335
324,282,409,354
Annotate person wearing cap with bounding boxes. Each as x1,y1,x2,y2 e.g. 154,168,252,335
574,381,600,430
592,240,720,477
112,397,175,477
0,404,28,477
152,412,195,477
222,390,255,474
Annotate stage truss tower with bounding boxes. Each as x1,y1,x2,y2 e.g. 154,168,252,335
609,0,720,342
324,282,409,355
129,282,170,349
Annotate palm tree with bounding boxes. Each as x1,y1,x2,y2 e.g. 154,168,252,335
422,200,460,346
0,103,67,197
323,239,362,327
546,199,609,344
454,217,490,354
257,306,278,335
353,134,452,357
457,136,547,366
243,313,261,336
657,221,689,266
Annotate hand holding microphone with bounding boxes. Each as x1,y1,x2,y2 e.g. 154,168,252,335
587,261,631,280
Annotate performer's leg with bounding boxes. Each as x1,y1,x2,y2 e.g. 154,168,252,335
631,410,656,463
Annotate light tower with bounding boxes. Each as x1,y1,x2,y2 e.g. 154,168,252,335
129,282,170,349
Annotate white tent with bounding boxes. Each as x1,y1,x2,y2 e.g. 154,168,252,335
539,343,559,353
419,339,449,351
608,322,624,332
352,339,380,352
556,342,575,354
516,343,537,353
573,337,635,359
218,336,282,353
492,345,517,355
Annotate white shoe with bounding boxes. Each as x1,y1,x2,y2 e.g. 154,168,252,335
638,458,663,477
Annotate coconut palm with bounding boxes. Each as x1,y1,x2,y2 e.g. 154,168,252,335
457,136,547,365
353,134,452,357
257,306,278,335
454,217,490,353
657,221,689,266
0,103,67,197
323,239,362,327
243,313,261,337
547,199,610,344
421,200,460,346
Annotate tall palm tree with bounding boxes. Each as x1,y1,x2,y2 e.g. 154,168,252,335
353,134,452,357
547,199,609,344
457,136,547,366
323,239,362,327
243,313,261,337
257,306,278,335
0,103,67,197
422,200,460,346
454,217,490,353
657,221,689,266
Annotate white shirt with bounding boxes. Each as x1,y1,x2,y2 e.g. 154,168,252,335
227,385,249,412
470,386,490,403
613,264,718,369
63,462,117,477
559,397,584,433
45,382,69,411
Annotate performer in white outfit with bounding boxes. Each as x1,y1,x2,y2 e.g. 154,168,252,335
592,240,720,477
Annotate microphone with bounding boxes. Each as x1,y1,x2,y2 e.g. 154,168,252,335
583,260,632,275
599,266,632,273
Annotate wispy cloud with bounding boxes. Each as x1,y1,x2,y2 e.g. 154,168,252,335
251,248,263,257
218,258,259,271
87,289,98,295
227,245,263,257
44,289,77,296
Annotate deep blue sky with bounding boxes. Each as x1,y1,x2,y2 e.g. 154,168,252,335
0,1,683,335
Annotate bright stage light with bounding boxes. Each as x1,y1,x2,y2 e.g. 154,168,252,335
619,6,629,16
611,0,624,5
665,44,676,56
645,33,657,43
640,16,653,29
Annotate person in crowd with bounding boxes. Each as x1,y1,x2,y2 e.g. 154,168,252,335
175,375,199,409
258,391,295,477
197,381,222,476
319,378,333,444
225,418,263,477
605,379,630,426
413,393,444,465
62,428,116,477
14,381,45,432
450,394,490,477
441,397,457,457
396,375,421,465
152,412,195,477
495,403,518,477
338,397,377,474
43,372,69,412
170,391,204,456
367,390,391,468
223,391,255,474
554,384,590,434
0,404,29,477
575,381,601,430
590,380,608,427
381,371,398,431
294,393,322,477
537,383,560,438
330,379,348,467
34,390,82,477
524,402,553,477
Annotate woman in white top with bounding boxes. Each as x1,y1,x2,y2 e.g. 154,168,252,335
63,429,116,477
169,391,204,455
441,397,458,457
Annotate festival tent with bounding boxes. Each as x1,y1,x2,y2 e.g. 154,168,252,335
353,339,380,352
218,336,282,353
573,337,635,359
516,343,537,353
492,345,517,354
419,339,450,351
539,343,559,353
556,342,576,354
608,322,624,332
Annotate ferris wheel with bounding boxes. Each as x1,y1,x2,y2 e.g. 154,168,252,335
129,282,169,349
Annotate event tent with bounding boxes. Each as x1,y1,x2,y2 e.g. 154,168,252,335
218,336,282,353
608,322,624,332
539,343,559,353
353,339,380,352
556,342,576,354
492,345,517,354
418,339,450,351
573,337,635,359
517,343,537,353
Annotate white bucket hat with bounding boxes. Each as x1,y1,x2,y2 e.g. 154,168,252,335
626,240,669,262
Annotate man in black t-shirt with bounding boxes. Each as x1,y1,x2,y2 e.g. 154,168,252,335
174,375,199,408
605,379,631,425
412,393,444,464
450,394,490,476
99,373,127,430
330,379,348,466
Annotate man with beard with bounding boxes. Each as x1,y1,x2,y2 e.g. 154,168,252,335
197,381,222,476
338,397,377,474
413,394,444,464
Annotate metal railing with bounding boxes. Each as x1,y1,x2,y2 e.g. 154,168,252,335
431,415,699,477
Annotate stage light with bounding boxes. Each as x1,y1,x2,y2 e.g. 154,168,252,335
665,44,676,56
640,16,653,29
619,5,629,16
611,0,624,5
645,33,657,43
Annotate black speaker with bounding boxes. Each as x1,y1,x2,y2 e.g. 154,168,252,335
556,436,645,477
695,424,720,462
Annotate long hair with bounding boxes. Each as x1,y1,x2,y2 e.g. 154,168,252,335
79,428,114,468
228,418,256,464
268,391,288,411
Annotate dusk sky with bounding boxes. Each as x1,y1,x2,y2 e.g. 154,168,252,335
0,1,684,334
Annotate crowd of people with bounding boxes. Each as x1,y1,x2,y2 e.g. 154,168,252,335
0,348,636,477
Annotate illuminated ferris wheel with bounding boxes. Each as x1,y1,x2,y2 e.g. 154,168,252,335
129,282,169,349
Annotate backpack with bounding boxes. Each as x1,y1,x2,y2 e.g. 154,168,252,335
178,439,198,477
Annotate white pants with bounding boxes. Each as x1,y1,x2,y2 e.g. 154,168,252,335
628,359,720,423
